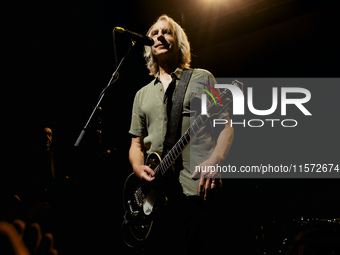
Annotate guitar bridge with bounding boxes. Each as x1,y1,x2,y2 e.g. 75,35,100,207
134,187,145,208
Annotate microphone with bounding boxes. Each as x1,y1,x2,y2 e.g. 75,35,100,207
116,27,154,46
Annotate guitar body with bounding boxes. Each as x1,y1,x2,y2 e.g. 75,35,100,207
122,80,243,247
122,152,168,246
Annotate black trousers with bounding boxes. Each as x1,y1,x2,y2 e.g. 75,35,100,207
139,193,226,255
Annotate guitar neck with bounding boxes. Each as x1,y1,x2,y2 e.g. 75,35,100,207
153,80,241,177
155,114,208,176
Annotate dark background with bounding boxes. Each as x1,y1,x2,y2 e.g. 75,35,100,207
2,0,340,254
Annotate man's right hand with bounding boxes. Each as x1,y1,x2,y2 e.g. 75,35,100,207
129,136,156,182
133,165,155,182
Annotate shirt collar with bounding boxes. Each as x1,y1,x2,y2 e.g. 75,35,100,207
154,68,184,85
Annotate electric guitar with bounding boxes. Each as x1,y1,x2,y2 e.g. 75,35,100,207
122,80,243,247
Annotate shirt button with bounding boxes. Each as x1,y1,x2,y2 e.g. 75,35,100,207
164,118,167,121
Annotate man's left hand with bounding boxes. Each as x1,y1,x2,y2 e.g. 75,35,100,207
191,158,221,200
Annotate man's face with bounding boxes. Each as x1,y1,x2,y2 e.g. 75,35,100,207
150,20,178,59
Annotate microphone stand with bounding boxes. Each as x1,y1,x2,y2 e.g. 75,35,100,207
74,40,136,147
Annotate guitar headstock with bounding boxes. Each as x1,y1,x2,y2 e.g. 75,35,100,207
231,79,244,92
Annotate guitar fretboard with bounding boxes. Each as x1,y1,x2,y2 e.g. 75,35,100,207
155,114,208,176
153,81,240,177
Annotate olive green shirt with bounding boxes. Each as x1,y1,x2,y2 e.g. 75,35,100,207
129,68,225,196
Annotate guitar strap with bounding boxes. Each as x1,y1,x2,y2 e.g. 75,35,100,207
162,69,193,158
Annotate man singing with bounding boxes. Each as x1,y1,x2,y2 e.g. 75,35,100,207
128,14,234,254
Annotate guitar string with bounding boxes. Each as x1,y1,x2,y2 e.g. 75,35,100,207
157,114,206,176
155,88,232,176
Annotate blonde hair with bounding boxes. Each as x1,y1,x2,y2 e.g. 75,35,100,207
144,15,191,77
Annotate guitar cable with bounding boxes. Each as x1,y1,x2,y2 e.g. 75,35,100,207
121,210,136,248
